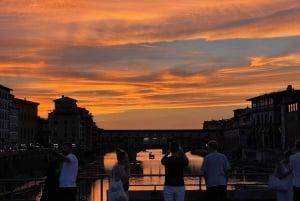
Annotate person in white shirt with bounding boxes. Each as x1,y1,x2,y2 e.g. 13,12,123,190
53,142,78,201
200,140,231,201
274,150,293,201
290,139,300,201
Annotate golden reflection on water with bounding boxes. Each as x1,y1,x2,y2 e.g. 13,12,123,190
92,149,204,201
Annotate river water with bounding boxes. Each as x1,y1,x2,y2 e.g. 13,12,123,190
90,149,204,201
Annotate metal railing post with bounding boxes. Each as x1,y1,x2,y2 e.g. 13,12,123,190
199,175,202,190
100,176,104,201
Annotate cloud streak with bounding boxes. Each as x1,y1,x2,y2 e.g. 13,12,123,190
0,0,300,128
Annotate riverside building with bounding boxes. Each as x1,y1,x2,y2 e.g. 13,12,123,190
0,85,12,151
12,98,39,147
48,95,98,151
247,84,300,150
204,85,300,161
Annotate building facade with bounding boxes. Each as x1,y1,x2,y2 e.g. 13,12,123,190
247,85,300,150
9,102,19,149
13,98,39,147
48,95,97,150
203,85,300,160
37,117,50,146
0,85,12,151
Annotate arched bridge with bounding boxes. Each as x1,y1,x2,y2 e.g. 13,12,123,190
99,129,222,161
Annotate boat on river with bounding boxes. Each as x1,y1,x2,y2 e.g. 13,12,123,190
149,152,155,159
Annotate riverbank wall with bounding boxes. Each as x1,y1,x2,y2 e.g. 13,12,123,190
0,150,47,178
0,149,99,179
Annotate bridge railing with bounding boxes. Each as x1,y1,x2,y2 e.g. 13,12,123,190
0,173,271,201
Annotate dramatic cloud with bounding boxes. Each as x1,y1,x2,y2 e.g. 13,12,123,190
0,0,300,129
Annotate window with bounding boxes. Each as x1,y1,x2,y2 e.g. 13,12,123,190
288,103,298,112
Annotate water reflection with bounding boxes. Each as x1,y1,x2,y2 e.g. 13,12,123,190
104,149,203,175
94,149,204,201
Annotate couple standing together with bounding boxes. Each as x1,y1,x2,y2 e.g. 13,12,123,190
40,142,78,201
161,140,231,201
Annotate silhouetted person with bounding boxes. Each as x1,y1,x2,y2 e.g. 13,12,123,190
111,148,130,193
274,150,293,201
52,143,78,201
290,139,300,201
40,145,60,201
200,140,231,201
108,148,130,201
161,141,189,201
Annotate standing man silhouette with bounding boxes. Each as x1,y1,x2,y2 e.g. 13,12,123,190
201,140,231,201
53,142,78,201
161,141,189,201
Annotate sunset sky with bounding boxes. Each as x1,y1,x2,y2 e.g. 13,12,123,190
1,0,300,129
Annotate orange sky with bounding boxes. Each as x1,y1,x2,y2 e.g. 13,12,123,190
1,0,300,129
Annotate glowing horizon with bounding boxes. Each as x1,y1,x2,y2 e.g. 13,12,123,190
1,0,300,129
